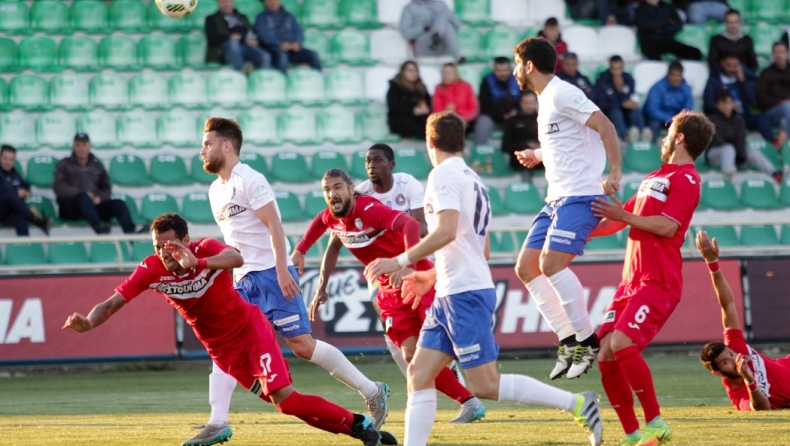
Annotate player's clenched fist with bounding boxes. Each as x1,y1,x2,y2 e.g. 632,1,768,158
515,149,540,169
602,171,622,196
62,313,93,332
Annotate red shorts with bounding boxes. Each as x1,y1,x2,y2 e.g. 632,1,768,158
208,309,292,400
378,286,436,348
598,281,679,350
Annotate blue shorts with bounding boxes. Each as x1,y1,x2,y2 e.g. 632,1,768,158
417,288,499,369
235,266,312,338
523,195,605,256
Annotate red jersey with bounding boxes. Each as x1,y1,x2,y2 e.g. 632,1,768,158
296,195,431,292
722,329,790,410
621,163,700,297
115,238,255,349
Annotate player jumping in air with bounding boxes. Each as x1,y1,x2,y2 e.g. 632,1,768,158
291,167,486,424
511,37,623,380
62,213,391,446
197,118,388,445
696,230,790,411
366,112,603,446
590,110,715,446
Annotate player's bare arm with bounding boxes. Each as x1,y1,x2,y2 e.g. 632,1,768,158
62,293,127,333
409,208,428,237
737,354,771,410
585,111,622,195
592,196,678,238
166,240,243,271
401,269,438,309
307,234,342,321
696,231,740,330
256,202,300,300
515,148,541,169
589,217,628,238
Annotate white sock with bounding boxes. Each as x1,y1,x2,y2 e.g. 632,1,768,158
498,373,577,412
310,339,379,399
385,335,409,377
208,362,238,425
405,389,437,446
526,274,575,340
547,268,594,341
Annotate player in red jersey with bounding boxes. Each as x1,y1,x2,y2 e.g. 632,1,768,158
589,111,715,446
290,168,487,424
696,230,790,411
62,213,391,446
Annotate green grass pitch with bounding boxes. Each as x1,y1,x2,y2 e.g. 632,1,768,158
0,354,788,445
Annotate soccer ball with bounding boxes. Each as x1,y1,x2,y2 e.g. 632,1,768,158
155,0,198,18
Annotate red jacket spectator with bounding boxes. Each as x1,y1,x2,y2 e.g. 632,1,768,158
538,18,568,73
432,63,479,123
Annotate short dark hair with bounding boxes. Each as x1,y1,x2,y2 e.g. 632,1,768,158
609,55,623,65
700,342,727,372
725,8,741,19
520,89,537,99
204,117,243,155
151,213,189,240
544,17,559,27
719,52,738,61
322,168,354,186
716,89,733,103
493,56,510,66
513,37,557,75
367,143,394,161
668,60,684,74
773,40,788,51
673,110,716,160
426,112,466,154
563,52,578,61
1,145,16,156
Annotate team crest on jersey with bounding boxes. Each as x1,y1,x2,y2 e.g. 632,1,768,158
604,310,615,323
355,218,363,229
395,194,406,206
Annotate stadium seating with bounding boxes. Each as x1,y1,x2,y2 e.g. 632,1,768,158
146,0,188,32
467,145,511,177
701,178,741,210
625,142,662,172
750,25,784,58
503,183,544,214
311,151,349,179
158,109,199,148
676,25,709,57
169,71,208,109
179,34,211,69
530,0,567,25
740,177,780,210
270,152,311,183
456,0,494,26
698,225,739,247
108,0,149,33
35,111,76,149
114,193,144,225
131,241,154,261
139,35,179,70
340,0,382,29
277,108,319,145
60,36,100,72
304,30,335,68
486,185,507,216
301,0,342,29
182,191,215,224
0,79,8,111
207,69,249,108
350,150,368,180
26,195,59,223
248,69,289,107
563,26,599,62
325,69,368,105
370,29,409,65
238,108,280,145
0,112,34,149
287,69,328,106
491,231,516,253
491,0,528,26
393,148,431,180
634,61,668,96
240,152,269,176
19,36,59,71
69,0,108,34
0,38,17,73
88,74,129,110
275,190,306,222
141,193,179,223
586,234,621,250
90,241,129,263
5,244,47,266
77,109,119,149
49,242,89,264
150,154,191,185
303,189,327,217
26,155,57,188
317,105,362,144
364,66,398,101
377,0,409,26
49,74,89,111
751,0,789,23
484,27,522,59
99,36,139,71
0,0,29,35
129,72,169,109
331,30,375,66
190,155,215,185
31,0,68,34
457,27,487,63
8,75,49,111
781,225,790,245
740,225,779,246
109,154,149,186
117,110,158,148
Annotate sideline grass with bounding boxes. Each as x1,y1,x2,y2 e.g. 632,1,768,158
0,355,788,445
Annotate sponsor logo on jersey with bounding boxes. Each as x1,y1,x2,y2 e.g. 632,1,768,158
748,345,771,398
395,194,406,206
214,204,246,222
550,237,572,245
547,123,560,134
548,229,576,239
335,227,386,248
151,269,218,300
455,344,481,356
426,203,434,214
273,314,301,326
159,276,176,281
281,324,301,332
638,177,669,202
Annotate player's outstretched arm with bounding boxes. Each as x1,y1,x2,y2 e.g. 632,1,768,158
736,354,771,410
585,111,622,195
696,231,740,330
589,218,627,238
592,196,678,238
62,293,126,333
308,234,342,321
256,202,300,299
167,240,243,271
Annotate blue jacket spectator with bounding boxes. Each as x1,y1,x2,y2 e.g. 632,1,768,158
596,56,648,141
644,61,694,142
474,57,520,146
556,53,599,104
255,0,320,73
205,0,271,71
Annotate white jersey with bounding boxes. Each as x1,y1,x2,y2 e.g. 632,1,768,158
208,162,292,280
356,172,425,212
424,156,494,296
538,76,607,201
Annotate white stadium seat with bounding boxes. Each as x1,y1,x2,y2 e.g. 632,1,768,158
599,25,639,62
682,60,709,98
562,26,600,62
491,0,528,26
633,61,669,96
529,0,570,25
377,0,410,26
419,65,442,95
365,66,399,102
370,29,411,65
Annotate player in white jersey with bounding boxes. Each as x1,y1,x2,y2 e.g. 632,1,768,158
189,118,389,446
366,112,603,446
510,37,623,380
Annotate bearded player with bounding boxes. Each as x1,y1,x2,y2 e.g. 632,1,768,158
590,111,714,445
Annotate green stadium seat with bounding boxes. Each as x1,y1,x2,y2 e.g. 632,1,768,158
169,71,208,109
0,0,29,35
5,244,47,266
586,234,621,251
146,0,188,32
131,241,154,261
740,177,779,210
751,0,789,23
287,69,328,106
26,195,59,224
310,151,348,179
281,0,301,17
139,35,179,70
698,225,739,247
503,183,544,214
275,190,306,222
158,110,199,148
484,28,522,58
109,154,149,186
468,145,511,177
113,193,144,225
9,75,50,111
185,0,217,29
117,110,158,148
88,74,128,111
393,148,432,180
129,73,169,109
49,74,89,111
325,69,369,105
625,141,662,172
69,0,108,33
182,191,215,224
26,155,57,188
0,78,7,111
59,36,99,71
457,27,487,63
700,178,741,210
18,37,59,72
750,25,784,58
150,154,191,185
49,242,89,264
748,138,782,171
277,108,319,145
458,65,482,95
190,154,215,185
0,112,34,149
235,0,264,19
179,34,212,68
358,106,400,143
301,0,342,29
141,193,179,223
486,185,507,216
779,178,790,206
239,152,269,176
781,225,790,245
317,105,362,144
456,0,494,26
108,0,148,32
620,179,643,202
303,189,327,217
248,69,289,107
0,38,17,73
30,0,68,33
490,231,514,253
339,0,381,28
727,0,748,19
35,111,75,149
238,108,280,145
77,110,119,149
270,152,311,183
90,241,129,263
99,36,139,71
304,30,335,68
740,225,779,246
207,69,249,108
331,30,375,66
676,25,709,57
694,153,710,174
350,150,368,180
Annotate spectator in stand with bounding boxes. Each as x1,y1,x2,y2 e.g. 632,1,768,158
537,18,568,73
432,63,479,127
607,0,646,26
757,41,790,150
635,0,702,61
54,134,138,235
556,52,599,103
565,0,617,25
706,90,780,183
387,61,432,139
0,145,51,236
205,0,271,71
674,0,729,25
254,0,321,73
501,90,542,182
399,0,463,61
474,57,521,146
708,9,758,72
596,55,650,142
644,61,694,142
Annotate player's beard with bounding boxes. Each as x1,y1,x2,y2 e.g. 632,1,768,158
203,151,225,174
661,138,675,163
515,69,532,92
329,197,352,218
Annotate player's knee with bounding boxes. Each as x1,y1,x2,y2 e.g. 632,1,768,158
609,332,636,354
406,363,432,391
286,336,316,360
468,380,498,400
514,259,539,284
402,349,414,363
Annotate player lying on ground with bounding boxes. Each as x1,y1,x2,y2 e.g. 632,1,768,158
696,231,790,411
62,213,395,446
291,167,486,424
365,112,603,446
590,111,715,446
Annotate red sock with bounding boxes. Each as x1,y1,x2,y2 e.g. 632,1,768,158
615,345,661,423
599,360,640,434
435,366,474,403
275,391,355,435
